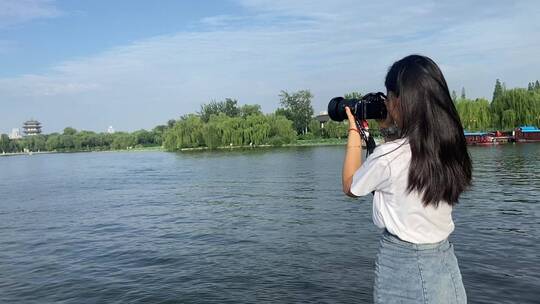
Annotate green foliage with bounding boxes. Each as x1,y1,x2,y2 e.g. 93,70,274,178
501,109,516,130
202,121,222,149
63,127,77,136
162,112,297,151
274,107,290,118
222,98,240,117
60,134,78,150
132,129,154,146
199,100,222,123
344,91,363,99
1,128,160,153
453,80,540,131
211,114,244,146
46,134,61,151
493,79,503,102
456,98,491,131
199,98,243,123
267,136,286,146
324,120,348,139
77,131,98,149
279,90,314,135
111,132,136,150
240,104,262,117
298,132,316,140
367,120,381,137
268,114,296,144
308,119,322,137
490,87,540,130
163,114,204,150
244,114,270,145
27,135,47,151
3,81,536,155
152,125,167,145
0,134,13,153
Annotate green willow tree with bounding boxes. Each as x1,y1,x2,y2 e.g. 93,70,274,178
490,87,540,129
455,98,491,131
454,80,540,131
162,111,297,151
163,114,204,150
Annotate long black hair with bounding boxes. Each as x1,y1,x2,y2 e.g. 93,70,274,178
385,54,472,207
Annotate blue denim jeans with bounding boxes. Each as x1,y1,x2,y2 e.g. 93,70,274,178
374,230,467,303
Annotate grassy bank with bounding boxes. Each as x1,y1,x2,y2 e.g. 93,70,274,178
0,151,57,157
287,138,347,146
127,145,164,152
2,139,375,155
0,145,164,157
178,138,353,151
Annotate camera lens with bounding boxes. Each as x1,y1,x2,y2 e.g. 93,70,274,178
328,97,346,122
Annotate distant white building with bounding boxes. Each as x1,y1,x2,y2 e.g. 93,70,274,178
9,128,22,139
315,111,330,129
107,126,115,134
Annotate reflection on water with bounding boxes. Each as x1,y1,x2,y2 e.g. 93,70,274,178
0,143,539,303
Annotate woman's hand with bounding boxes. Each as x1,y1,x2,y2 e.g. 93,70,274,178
345,106,357,130
342,106,362,197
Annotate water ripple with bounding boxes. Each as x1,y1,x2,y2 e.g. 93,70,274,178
0,144,538,303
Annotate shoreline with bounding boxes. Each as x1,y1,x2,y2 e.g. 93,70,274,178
0,146,164,157
0,140,352,157
2,138,537,157
178,138,351,151
0,151,58,157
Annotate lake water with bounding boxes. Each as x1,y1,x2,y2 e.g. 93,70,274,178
1,144,539,303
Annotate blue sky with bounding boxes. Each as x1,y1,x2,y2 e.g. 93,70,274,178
1,0,539,133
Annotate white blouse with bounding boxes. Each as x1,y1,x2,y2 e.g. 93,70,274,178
350,137,455,244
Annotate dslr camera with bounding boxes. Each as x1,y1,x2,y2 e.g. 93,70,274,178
327,92,387,122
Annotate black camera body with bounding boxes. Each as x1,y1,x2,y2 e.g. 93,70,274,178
327,92,387,122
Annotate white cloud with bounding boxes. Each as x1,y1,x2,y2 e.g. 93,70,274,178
0,0,61,28
1,0,539,132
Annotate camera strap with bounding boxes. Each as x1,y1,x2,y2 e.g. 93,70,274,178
355,119,377,156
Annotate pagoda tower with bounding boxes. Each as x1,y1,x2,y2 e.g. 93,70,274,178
22,120,42,136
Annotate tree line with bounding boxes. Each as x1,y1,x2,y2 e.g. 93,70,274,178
164,93,301,151
454,79,540,131
2,80,539,153
0,126,167,154
162,90,370,151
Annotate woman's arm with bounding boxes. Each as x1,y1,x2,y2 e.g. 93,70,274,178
342,107,363,197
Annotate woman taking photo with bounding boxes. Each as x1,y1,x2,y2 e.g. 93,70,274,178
342,54,471,303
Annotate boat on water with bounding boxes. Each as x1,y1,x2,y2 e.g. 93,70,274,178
464,126,540,145
514,126,540,142
464,131,493,145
